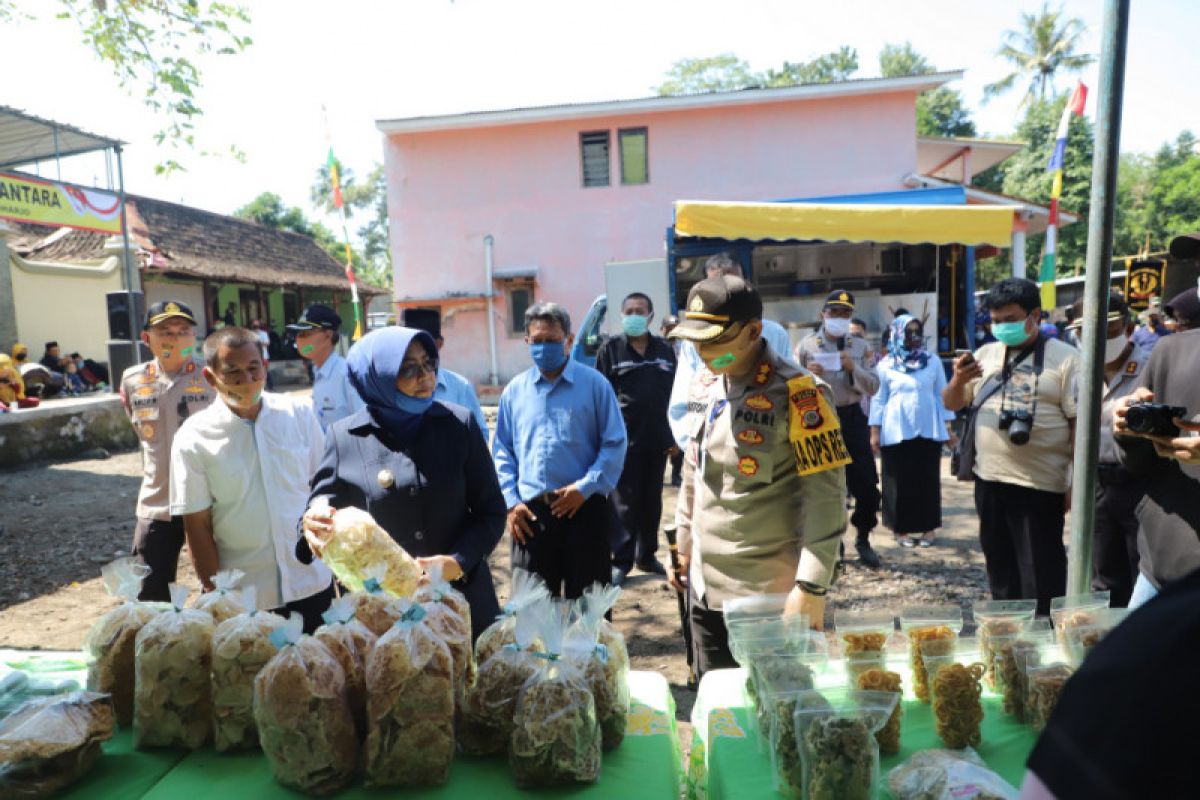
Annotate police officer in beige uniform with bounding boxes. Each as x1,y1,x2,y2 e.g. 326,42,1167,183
119,301,215,602
795,290,883,567
668,275,850,676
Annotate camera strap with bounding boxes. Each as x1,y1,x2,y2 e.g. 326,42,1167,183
1000,334,1047,419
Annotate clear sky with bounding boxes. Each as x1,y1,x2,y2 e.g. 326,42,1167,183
4,0,1196,234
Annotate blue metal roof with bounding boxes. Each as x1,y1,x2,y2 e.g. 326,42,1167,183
772,186,968,206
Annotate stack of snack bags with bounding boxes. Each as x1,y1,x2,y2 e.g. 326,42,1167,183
414,563,475,711
899,604,963,703
994,620,1052,722
758,650,830,796
924,641,986,750
509,601,601,787
1019,642,1073,732
738,617,815,747
0,691,115,797
791,689,899,800
254,613,358,795
192,569,249,625
971,599,1036,689
209,587,285,752
84,558,163,727
460,599,544,756
364,598,455,786
315,503,420,599
474,568,549,667
313,594,378,736
133,584,214,749
834,610,904,758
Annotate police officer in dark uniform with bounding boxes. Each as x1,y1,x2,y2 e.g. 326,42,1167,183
298,326,505,639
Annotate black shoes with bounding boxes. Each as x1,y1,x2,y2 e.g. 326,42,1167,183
611,566,628,587
637,558,668,576
855,537,882,569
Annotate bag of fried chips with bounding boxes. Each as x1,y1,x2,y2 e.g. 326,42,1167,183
316,503,420,599
192,569,249,625
572,589,630,751
510,602,601,787
350,563,404,636
84,558,163,727
314,593,378,737
475,568,549,667
254,614,358,795
364,599,455,786
0,691,114,798
210,587,285,752
133,584,214,750
414,562,475,707
460,600,544,756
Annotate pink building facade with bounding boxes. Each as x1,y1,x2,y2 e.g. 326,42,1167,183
378,73,967,385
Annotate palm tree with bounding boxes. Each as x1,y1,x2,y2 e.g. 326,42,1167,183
984,3,1095,105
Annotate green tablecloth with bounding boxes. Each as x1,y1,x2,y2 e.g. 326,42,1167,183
2,651,682,799
687,667,1037,800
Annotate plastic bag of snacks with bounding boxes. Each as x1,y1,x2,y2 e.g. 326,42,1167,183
509,602,601,787
84,558,164,727
900,605,963,703
1021,645,1073,732
475,568,549,667
731,616,810,708
574,585,630,751
0,691,114,798
133,584,214,749
791,690,900,800
350,563,404,636
739,620,816,745
971,599,1035,689
461,601,544,755
364,599,455,786
192,569,249,625
1062,607,1128,667
887,747,1019,800
928,650,986,750
578,583,630,688
313,593,378,737
1049,591,1110,648
415,564,475,708
724,593,789,635
759,653,830,792
316,503,420,598
834,608,895,657
854,668,903,755
210,587,285,752
995,621,1051,722
254,614,358,795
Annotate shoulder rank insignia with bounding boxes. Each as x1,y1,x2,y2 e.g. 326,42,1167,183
753,362,773,385
1124,360,1138,375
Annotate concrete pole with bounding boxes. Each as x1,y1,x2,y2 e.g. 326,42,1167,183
1012,228,1027,279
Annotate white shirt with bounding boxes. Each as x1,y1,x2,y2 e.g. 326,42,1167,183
254,329,271,361
311,351,365,431
868,356,956,447
169,392,332,609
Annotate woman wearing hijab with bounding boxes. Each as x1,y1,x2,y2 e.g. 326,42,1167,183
298,326,506,639
867,315,957,548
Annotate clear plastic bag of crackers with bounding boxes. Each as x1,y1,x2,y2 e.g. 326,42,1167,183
311,501,420,599
887,747,1019,800
474,568,550,667
566,607,629,751
348,562,404,636
210,587,286,752
971,599,1035,690
899,604,964,703
414,561,475,708
192,569,250,625
0,691,114,798
313,593,378,737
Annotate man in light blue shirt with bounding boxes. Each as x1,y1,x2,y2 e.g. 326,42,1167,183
408,319,489,434
288,305,364,431
493,301,627,598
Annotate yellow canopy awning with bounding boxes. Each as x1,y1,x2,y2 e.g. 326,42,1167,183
674,200,1015,247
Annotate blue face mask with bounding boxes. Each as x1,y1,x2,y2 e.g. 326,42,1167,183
621,314,649,337
529,341,567,373
992,318,1033,347
395,390,434,415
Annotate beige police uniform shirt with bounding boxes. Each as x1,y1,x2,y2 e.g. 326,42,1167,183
795,331,880,408
675,344,849,607
120,356,215,521
961,337,1079,494
1099,345,1152,465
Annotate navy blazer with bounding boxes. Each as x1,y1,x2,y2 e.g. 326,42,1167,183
298,400,505,639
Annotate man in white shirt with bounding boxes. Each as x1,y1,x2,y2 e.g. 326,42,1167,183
170,326,334,631
288,304,365,431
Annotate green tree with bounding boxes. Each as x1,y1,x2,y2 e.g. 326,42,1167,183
2,0,252,175
654,54,758,95
983,2,1095,106
310,161,392,289
879,42,976,138
762,46,859,86
1144,132,1200,249
234,192,367,275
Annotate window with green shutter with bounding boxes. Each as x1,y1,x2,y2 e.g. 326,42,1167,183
619,127,648,185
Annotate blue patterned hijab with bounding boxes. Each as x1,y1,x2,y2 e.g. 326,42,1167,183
888,314,930,373
346,326,438,441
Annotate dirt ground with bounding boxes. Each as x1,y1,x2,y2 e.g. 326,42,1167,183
0,435,992,748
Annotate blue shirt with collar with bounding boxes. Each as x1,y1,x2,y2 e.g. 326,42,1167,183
492,357,627,508
311,351,365,431
435,367,487,433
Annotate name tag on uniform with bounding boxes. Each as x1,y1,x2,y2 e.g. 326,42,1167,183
786,376,852,476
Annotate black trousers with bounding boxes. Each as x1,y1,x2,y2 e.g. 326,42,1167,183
609,447,668,571
1092,470,1145,608
688,586,738,678
132,516,186,603
272,583,336,635
670,450,684,485
511,494,612,600
974,478,1067,616
836,403,880,538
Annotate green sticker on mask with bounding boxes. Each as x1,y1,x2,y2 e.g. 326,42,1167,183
180,346,194,357
710,352,736,368
300,344,315,355
252,390,263,403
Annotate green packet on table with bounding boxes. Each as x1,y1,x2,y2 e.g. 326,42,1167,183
5,656,89,673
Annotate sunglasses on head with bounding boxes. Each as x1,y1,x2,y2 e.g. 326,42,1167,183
397,357,439,380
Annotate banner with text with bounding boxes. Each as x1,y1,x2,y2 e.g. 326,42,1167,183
0,172,122,235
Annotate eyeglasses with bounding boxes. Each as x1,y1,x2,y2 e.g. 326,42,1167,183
398,357,439,380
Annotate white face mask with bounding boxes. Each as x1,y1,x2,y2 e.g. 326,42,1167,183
1104,333,1129,364
823,317,851,338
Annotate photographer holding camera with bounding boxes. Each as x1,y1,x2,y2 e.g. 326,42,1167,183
1113,318,1200,608
944,278,1079,615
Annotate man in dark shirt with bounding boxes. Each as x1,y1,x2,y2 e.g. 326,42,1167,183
596,291,678,585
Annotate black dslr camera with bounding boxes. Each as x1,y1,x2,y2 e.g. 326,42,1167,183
1125,403,1188,438
999,409,1034,445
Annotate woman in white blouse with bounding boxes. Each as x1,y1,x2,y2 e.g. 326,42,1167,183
868,315,957,547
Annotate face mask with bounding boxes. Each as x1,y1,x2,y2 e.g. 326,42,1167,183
1104,333,1129,364
621,314,649,337
992,318,1032,347
823,317,851,338
214,376,265,410
529,341,567,373
395,389,434,415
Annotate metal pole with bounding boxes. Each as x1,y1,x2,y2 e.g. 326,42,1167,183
484,234,499,386
1066,0,1130,596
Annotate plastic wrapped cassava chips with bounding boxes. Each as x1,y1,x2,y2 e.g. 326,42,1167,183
210,588,285,752
316,503,419,599
314,594,377,736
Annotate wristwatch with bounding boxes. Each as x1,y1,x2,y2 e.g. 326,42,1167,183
795,580,828,597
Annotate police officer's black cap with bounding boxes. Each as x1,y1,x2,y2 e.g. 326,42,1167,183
287,304,341,332
823,290,856,310
144,300,197,329
670,275,762,343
